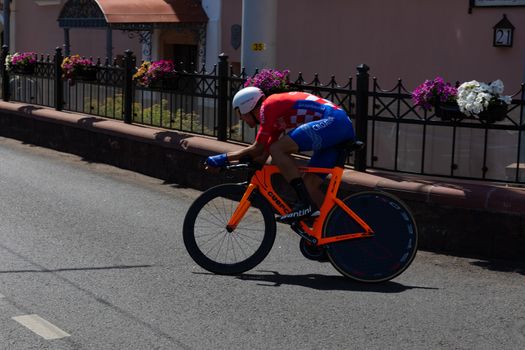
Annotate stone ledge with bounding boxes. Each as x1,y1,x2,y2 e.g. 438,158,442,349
341,170,525,215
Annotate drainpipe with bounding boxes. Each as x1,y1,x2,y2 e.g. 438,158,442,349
521,48,525,166
2,0,10,48
241,0,277,74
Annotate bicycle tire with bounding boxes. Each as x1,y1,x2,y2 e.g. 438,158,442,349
323,191,418,283
183,183,276,275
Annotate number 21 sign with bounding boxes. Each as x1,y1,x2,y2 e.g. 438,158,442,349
493,14,515,47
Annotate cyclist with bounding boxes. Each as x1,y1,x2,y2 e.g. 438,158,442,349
206,87,355,222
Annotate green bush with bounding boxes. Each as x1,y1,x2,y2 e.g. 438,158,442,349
83,95,124,120
84,95,214,135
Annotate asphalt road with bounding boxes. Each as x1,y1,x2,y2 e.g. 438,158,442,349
0,136,524,350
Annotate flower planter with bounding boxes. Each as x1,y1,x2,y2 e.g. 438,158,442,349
73,67,97,82
11,65,35,75
477,104,508,124
434,102,464,121
6,52,37,75
148,76,178,90
133,60,177,90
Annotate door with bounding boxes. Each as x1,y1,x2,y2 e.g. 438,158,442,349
172,44,198,72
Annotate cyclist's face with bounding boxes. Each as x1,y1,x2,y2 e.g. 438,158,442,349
237,108,258,128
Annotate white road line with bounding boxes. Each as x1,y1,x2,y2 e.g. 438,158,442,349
12,314,70,340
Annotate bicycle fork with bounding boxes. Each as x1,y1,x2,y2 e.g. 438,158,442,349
225,183,257,233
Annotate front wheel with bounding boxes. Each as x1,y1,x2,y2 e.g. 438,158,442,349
323,191,418,283
183,183,276,275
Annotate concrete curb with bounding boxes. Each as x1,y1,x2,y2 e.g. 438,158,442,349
0,101,524,261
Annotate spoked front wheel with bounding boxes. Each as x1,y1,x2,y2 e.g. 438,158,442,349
183,184,276,275
323,191,418,283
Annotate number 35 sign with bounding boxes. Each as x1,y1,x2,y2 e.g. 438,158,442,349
493,14,515,47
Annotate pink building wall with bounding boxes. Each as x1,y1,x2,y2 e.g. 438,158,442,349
12,1,141,59
275,0,525,92
6,0,525,93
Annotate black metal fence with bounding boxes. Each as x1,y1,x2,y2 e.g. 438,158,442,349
368,77,525,183
1,46,524,184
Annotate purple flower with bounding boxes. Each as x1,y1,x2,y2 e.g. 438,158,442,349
412,77,458,111
244,68,291,95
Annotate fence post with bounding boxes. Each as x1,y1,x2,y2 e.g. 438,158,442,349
54,47,63,111
1,45,10,102
123,50,134,124
217,53,229,141
354,64,370,172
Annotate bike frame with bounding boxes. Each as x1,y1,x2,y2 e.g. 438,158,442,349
226,164,375,246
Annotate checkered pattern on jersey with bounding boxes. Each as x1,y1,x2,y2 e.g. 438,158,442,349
286,94,340,127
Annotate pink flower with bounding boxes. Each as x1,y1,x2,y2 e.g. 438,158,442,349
244,69,291,96
133,59,176,87
6,52,37,71
61,55,96,80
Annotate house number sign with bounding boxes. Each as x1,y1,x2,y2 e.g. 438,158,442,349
251,43,266,51
494,27,512,46
493,14,515,47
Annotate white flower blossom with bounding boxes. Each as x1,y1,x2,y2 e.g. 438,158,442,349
499,95,512,104
457,79,512,115
489,80,505,95
5,54,12,71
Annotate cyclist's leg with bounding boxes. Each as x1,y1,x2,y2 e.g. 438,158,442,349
304,147,340,207
270,135,320,220
303,110,355,200
268,136,300,181
303,173,324,207
273,111,353,221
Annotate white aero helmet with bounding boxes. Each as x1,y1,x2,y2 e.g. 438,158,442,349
232,87,265,115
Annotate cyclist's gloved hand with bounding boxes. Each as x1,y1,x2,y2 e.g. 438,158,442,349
205,153,229,168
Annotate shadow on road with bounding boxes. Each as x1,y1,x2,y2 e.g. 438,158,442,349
195,271,438,292
470,260,525,276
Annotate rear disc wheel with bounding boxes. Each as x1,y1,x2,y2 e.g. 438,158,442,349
323,191,418,283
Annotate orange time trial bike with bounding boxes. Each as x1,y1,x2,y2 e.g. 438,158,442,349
183,141,418,283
